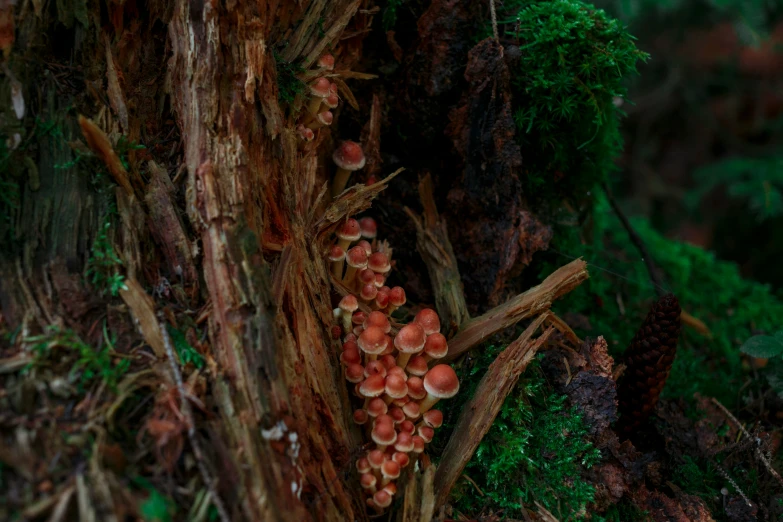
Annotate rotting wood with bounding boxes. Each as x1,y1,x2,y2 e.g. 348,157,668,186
433,317,555,509
77,115,134,197
440,259,588,364
399,461,437,522
405,173,470,335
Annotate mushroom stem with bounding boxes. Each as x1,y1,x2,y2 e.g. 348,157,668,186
331,260,343,279
332,167,352,197
343,264,359,286
418,393,440,414
396,352,414,371
307,96,324,116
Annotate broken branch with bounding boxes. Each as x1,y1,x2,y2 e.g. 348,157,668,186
441,259,588,364
433,316,555,508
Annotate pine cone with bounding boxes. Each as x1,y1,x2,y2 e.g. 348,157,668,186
616,293,681,435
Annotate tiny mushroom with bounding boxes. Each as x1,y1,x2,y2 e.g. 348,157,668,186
422,332,448,362
394,323,426,369
359,217,377,239
414,308,441,335
317,54,335,71
337,294,358,332
343,245,368,286
307,77,331,116
331,141,366,197
358,326,387,363
419,364,460,413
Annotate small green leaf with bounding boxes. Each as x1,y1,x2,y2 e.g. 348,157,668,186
740,335,783,358
140,489,173,522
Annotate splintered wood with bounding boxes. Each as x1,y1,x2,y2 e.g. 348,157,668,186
433,316,556,509
441,259,588,364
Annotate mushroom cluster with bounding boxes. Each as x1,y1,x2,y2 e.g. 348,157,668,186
297,54,338,141
329,217,460,513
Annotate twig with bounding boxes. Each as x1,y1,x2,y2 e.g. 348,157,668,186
433,318,555,508
159,312,231,522
601,182,665,297
440,259,588,364
489,0,500,43
405,174,471,334
711,397,783,490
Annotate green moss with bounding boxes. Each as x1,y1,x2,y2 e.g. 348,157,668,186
443,352,601,520
493,0,648,205
542,191,783,404
273,51,305,105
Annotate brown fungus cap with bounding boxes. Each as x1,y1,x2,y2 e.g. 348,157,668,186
423,333,448,360
414,308,441,335
394,323,426,355
337,218,361,243
358,326,387,357
333,140,366,171
423,364,460,399
359,374,386,398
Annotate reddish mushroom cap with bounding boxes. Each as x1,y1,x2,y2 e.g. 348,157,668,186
379,354,397,369
394,323,426,354
345,245,368,269
406,376,426,400
333,140,366,171
393,452,410,468
381,335,395,356
358,268,376,287
352,311,367,326
364,311,391,333
368,449,385,469
402,401,421,419
374,274,385,288
353,409,368,425
356,457,371,474
359,217,377,239
384,374,408,400
337,219,361,243
375,291,390,309
422,410,443,429
424,333,448,360
368,252,391,274
359,374,386,397
411,436,426,454
316,110,333,126
297,124,314,141
358,326,387,356
338,294,358,313
388,406,405,424
372,422,397,448
357,240,373,256
340,346,361,366
423,364,460,399
399,420,415,434
329,82,338,95
374,413,394,427
418,425,435,443
343,332,357,343
373,490,392,509
389,287,406,307
309,77,331,98
367,397,388,418
360,284,378,301
360,472,376,490
387,366,408,381
324,92,339,109
381,460,400,481
406,355,429,377
364,360,387,378
317,54,335,70
394,431,414,453
392,396,410,407
382,482,398,496
342,339,358,352
414,308,441,335
345,363,365,383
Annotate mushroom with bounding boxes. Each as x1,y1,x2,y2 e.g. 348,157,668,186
422,332,448,362
406,376,426,401
344,363,365,383
359,374,386,408
360,283,378,303
392,452,410,468
331,141,366,197
336,218,361,252
337,295,358,332
394,432,414,453
353,409,368,425
402,400,420,420
380,460,400,486
367,397,388,419
367,448,386,482
363,360,387,378
373,273,385,289
364,311,391,333
372,490,392,512
394,323,426,369
356,457,371,474
417,425,435,444
405,355,429,377
343,245,368,287
419,364,460,413
360,472,377,494
358,326,387,364
374,290,390,310
387,287,406,315
306,77,331,116
359,217,377,239
418,409,443,431
305,110,333,130
339,345,361,366
388,406,405,424
398,420,415,434
317,54,335,71
379,354,397,370
413,308,441,335
296,124,314,142
372,419,397,452
368,252,391,275
383,374,408,405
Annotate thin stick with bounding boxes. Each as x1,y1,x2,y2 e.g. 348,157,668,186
489,0,500,42
711,397,783,489
601,182,666,297
159,312,231,522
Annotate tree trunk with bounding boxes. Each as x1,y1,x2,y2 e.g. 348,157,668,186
1,1,374,520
